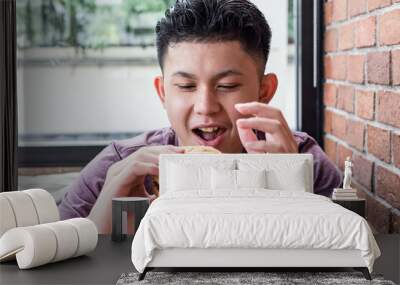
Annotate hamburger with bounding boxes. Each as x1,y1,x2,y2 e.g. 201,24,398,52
180,145,222,154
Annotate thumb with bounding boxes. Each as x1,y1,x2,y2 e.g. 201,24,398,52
149,194,157,204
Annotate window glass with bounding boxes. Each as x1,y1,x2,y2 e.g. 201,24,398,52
252,0,296,130
17,0,296,147
17,0,174,146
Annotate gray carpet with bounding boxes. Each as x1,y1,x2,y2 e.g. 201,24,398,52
117,271,396,285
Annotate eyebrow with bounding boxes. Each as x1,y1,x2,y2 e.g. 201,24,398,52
171,69,244,80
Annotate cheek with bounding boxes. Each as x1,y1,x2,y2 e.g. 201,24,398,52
164,93,191,126
228,106,243,125
222,89,258,123
219,103,242,136
166,96,187,111
228,84,260,104
242,84,261,101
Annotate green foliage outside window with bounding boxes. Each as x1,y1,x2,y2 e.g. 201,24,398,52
288,0,294,44
17,0,175,49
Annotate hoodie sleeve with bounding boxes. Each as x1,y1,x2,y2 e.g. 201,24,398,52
57,142,122,220
296,133,342,197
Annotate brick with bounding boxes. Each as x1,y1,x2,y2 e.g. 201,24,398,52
392,50,400,85
379,9,400,46
325,1,334,25
376,165,400,209
337,144,353,171
355,90,375,120
356,188,368,199
333,0,347,22
347,54,365,83
392,210,400,234
393,132,400,168
368,0,391,10
324,109,333,133
323,83,337,107
337,85,354,113
367,51,390,85
324,29,337,52
367,125,391,163
324,137,337,164
332,112,347,140
346,119,365,150
355,16,376,48
338,23,354,50
329,55,347,80
349,0,367,17
366,195,391,233
377,91,400,128
324,56,333,79
353,154,374,191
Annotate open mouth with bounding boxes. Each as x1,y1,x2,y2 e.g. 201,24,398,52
192,127,227,144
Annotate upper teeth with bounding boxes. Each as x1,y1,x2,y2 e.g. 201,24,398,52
198,127,219,132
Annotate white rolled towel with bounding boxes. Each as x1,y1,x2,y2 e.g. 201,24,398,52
24,189,60,223
0,218,98,269
0,191,40,228
0,189,59,237
0,196,17,237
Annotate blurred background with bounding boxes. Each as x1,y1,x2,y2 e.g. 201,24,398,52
17,0,296,146
16,0,297,199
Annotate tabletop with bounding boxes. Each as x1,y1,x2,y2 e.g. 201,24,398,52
0,235,134,285
1,234,399,285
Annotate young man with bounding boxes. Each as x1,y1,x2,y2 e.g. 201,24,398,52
58,0,341,233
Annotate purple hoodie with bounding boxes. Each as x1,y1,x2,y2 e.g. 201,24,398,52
58,127,342,219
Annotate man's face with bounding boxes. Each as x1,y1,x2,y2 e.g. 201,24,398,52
155,41,271,153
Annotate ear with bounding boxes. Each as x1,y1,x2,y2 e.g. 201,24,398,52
258,73,278,104
154,76,166,109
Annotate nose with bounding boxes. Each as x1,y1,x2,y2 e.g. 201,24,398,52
193,86,221,115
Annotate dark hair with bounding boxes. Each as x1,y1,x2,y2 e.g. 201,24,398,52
155,0,272,74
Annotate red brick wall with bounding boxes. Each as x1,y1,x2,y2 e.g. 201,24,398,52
323,0,400,233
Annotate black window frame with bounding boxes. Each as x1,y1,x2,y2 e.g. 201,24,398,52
296,0,324,146
14,0,324,168
1,0,18,191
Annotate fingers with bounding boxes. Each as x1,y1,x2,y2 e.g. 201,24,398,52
236,117,288,150
130,152,159,167
243,140,283,154
110,162,156,191
130,145,184,164
234,101,298,154
156,145,185,153
235,101,277,117
110,145,183,176
129,161,159,177
236,123,258,146
128,145,184,174
109,144,186,190
235,102,290,131
235,102,292,139
149,194,157,203
236,117,282,135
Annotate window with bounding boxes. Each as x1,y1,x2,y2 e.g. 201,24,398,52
16,0,323,170
253,0,297,130
17,0,174,151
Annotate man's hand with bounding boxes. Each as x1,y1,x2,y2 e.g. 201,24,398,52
104,145,184,198
235,102,298,154
88,145,184,233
